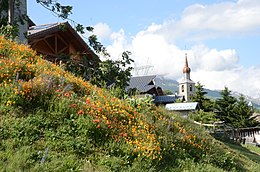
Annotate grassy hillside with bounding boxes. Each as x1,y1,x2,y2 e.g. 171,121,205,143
0,36,259,171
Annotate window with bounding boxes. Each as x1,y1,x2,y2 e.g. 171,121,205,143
181,85,184,92
190,85,192,92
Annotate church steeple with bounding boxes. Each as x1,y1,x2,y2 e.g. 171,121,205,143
183,53,191,74
182,53,191,80
178,53,195,102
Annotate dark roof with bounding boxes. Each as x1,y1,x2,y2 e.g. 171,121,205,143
28,18,36,27
28,22,98,59
153,95,177,104
126,75,156,93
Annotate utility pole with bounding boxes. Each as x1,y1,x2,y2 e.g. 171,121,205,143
8,0,14,25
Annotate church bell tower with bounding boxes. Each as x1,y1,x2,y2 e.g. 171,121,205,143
178,53,195,102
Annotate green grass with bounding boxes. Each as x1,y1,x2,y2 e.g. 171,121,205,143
243,144,260,155
1,36,260,171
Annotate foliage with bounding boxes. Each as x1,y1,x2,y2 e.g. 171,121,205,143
215,87,237,126
0,36,257,171
90,51,133,97
163,89,173,95
233,94,260,127
36,0,72,20
189,110,217,124
0,24,19,40
191,82,214,112
60,51,134,98
215,87,259,128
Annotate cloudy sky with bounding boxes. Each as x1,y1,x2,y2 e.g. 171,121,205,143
28,0,260,98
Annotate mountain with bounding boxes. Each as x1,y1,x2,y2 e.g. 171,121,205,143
154,76,260,109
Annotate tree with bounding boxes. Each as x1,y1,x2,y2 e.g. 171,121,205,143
89,51,134,98
163,90,173,95
215,87,237,126
232,94,259,128
191,82,214,112
215,87,260,128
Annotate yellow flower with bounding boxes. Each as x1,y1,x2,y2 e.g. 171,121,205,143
6,100,13,106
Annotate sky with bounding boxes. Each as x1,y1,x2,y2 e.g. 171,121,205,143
28,0,260,98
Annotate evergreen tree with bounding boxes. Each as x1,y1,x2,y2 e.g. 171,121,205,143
215,87,237,126
233,94,259,128
191,82,214,112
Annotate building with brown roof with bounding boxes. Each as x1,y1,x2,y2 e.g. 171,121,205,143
28,22,99,66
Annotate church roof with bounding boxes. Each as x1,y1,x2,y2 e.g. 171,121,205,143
165,102,198,111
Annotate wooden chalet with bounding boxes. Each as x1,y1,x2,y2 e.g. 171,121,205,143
28,22,99,66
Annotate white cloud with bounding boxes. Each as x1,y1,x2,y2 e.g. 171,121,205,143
85,22,112,41
106,29,129,61
191,45,239,71
101,0,260,98
155,0,260,42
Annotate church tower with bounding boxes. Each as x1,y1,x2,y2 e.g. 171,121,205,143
178,53,195,102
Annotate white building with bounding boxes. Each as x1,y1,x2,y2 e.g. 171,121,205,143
178,54,195,102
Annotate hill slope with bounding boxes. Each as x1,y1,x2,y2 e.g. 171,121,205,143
0,36,259,171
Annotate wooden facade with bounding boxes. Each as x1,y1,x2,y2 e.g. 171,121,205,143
28,22,99,65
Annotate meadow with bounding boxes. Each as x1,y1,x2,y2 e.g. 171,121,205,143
0,36,259,171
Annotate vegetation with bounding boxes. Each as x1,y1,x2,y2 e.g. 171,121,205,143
215,87,259,128
189,110,217,124
1,36,260,171
60,50,134,98
191,82,214,112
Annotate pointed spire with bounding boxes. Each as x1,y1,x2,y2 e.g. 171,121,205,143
185,53,189,67
183,53,191,73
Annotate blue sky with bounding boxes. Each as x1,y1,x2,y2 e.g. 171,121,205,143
28,0,260,97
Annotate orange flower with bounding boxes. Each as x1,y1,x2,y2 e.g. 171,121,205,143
86,98,90,104
97,108,102,113
69,104,77,108
77,109,84,115
93,119,101,123
64,92,70,97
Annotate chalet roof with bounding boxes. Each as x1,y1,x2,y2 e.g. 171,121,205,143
126,75,157,93
28,22,97,58
165,102,198,111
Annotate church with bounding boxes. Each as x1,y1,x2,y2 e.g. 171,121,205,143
178,53,195,102
165,54,198,114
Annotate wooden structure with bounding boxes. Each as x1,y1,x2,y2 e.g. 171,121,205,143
193,120,260,145
28,22,99,65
